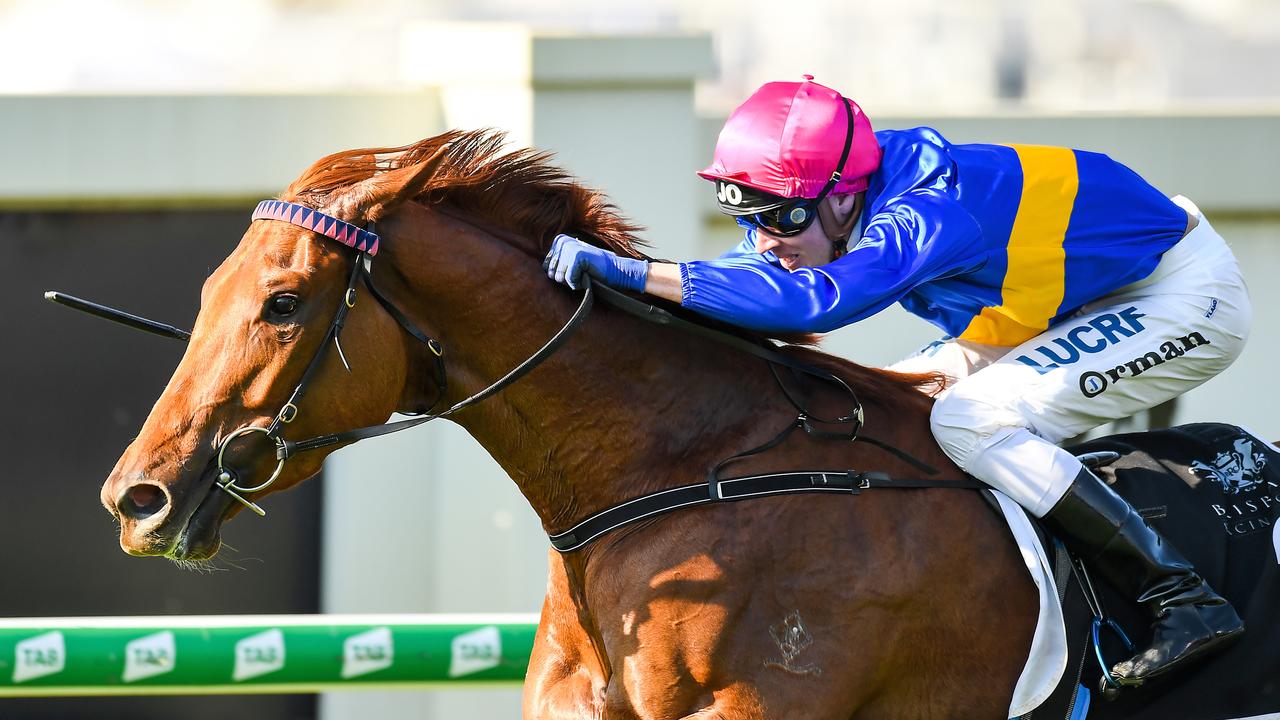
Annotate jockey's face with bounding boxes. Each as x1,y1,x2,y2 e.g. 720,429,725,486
752,193,858,270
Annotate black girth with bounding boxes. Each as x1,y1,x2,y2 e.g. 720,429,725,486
549,466,984,553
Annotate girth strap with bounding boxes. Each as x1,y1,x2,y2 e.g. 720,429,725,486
548,470,985,553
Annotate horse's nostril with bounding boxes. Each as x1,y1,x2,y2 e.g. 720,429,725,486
130,484,162,508
118,484,168,521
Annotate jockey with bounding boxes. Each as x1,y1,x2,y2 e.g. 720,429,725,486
543,75,1249,686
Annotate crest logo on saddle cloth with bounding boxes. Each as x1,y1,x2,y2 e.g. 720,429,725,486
1193,437,1269,495
1191,435,1280,537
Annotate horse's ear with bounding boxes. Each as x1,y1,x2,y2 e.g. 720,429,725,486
324,146,450,224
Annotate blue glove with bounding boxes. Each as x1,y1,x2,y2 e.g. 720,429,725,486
543,234,648,292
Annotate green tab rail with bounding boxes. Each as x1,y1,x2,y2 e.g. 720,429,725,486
0,614,538,696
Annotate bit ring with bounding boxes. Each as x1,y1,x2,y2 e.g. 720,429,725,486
215,426,288,494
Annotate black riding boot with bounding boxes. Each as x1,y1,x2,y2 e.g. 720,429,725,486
1041,467,1244,686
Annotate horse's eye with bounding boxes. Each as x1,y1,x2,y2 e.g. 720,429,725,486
268,294,299,318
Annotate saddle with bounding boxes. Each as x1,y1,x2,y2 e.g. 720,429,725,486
1022,422,1280,720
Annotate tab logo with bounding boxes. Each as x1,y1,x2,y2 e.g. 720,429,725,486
123,631,175,683
233,629,285,681
13,631,65,683
448,625,502,678
716,181,743,206
341,627,393,679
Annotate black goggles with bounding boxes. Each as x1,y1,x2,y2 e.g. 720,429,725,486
737,198,823,237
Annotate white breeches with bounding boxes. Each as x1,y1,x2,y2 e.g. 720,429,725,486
890,197,1252,516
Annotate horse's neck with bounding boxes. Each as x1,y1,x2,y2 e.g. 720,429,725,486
387,208,786,531
450,290,781,532
387,206,946,536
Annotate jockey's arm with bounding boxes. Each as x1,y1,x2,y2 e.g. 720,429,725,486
642,234,758,302
640,234,757,301
643,262,683,304
544,191,980,334
664,192,982,334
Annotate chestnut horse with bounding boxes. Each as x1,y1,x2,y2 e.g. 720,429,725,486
100,130,1036,718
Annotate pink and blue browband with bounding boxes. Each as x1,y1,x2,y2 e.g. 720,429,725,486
252,200,380,256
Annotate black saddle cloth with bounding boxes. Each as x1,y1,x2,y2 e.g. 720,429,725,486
1025,422,1280,720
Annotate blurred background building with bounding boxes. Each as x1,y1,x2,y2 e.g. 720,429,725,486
1,1,1277,718
3,0,1279,109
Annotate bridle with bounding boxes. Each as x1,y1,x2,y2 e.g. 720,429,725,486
48,197,945,539
48,199,593,517
212,246,396,514
207,200,598,516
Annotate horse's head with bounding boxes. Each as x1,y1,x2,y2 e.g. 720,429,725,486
101,148,446,561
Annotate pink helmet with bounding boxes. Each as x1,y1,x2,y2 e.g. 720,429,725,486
698,76,881,209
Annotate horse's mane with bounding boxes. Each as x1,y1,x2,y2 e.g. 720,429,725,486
282,128,943,406
284,128,646,261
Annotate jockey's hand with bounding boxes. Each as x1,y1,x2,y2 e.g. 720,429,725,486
544,234,648,292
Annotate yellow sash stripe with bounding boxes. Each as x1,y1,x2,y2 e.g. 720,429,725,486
960,144,1079,346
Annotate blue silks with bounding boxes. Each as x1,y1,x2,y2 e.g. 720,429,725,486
682,127,1188,345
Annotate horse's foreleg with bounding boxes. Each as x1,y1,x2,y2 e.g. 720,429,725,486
525,551,609,719
524,665,605,720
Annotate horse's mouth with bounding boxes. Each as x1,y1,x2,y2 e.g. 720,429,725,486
168,474,236,561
